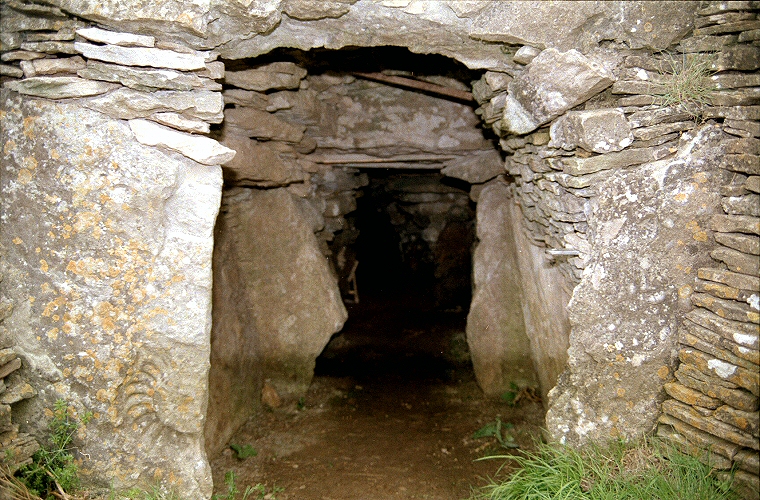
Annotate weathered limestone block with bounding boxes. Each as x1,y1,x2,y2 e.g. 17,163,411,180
0,91,221,498
714,232,760,255
546,125,726,446
76,27,155,47
282,0,356,20
3,76,118,99
698,268,760,298
664,381,722,409
78,61,222,92
225,106,306,143
469,1,695,52
662,399,759,450
680,348,759,397
549,108,633,153
502,49,615,135
657,413,739,465
441,149,504,183
466,182,538,396
224,62,307,91
692,292,759,328
81,88,224,123
20,56,86,77
554,145,671,176
218,130,305,186
675,363,759,412
216,188,347,400
129,119,236,165
714,404,759,437
74,42,208,70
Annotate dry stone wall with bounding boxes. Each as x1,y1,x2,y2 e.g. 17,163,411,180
470,2,759,496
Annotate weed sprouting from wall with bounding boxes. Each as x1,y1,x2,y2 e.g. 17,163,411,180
653,53,716,121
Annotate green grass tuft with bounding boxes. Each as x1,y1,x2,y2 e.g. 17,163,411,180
469,437,739,500
652,53,715,120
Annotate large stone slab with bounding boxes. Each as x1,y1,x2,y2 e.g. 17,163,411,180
466,182,538,395
216,188,347,400
3,76,118,99
75,42,208,70
0,90,221,498
218,130,305,186
469,1,696,52
502,49,615,135
224,62,307,91
547,124,727,446
80,87,224,123
78,61,221,92
129,119,236,165
549,108,633,154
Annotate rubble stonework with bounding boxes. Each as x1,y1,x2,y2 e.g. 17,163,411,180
1,0,759,498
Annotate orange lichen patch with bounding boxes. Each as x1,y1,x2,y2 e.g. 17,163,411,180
12,237,23,245
674,192,688,202
17,169,33,184
678,285,693,298
40,259,49,272
50,149,60,160
676,263,692,274
685,220,707,242
4,139,16,154
23,116,38,139
23,156,38,170
42,295,67,317
693,171,708,184
616,387,626,398
657,365,670,380
47,328,60,340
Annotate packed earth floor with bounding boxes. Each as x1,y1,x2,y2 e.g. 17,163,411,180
209,282,546,500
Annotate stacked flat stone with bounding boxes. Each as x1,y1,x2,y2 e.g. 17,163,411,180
648,3,760,499
1,8,234,166
0,257,39,473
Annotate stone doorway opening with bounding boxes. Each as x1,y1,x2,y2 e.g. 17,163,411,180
205,47,545,497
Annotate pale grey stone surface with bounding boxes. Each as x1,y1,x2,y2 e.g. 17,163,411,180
80,87,224,123
129,118,236,165
76,27,155,47
215,188,347,400
550,108,633,153
3,75,118,98
502,49,615,135
78,61,222,92
75,42,208,70
547,125,729,446
0,90,220,499
467,181,538,395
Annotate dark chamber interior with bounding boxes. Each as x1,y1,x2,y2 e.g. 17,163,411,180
315,170,476,384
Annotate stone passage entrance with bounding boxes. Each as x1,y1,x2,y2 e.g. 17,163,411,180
204,48,540,461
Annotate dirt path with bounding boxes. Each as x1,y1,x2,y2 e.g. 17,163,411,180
210,290,545,500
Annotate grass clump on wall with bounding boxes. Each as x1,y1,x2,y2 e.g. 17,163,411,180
470,437,739,500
